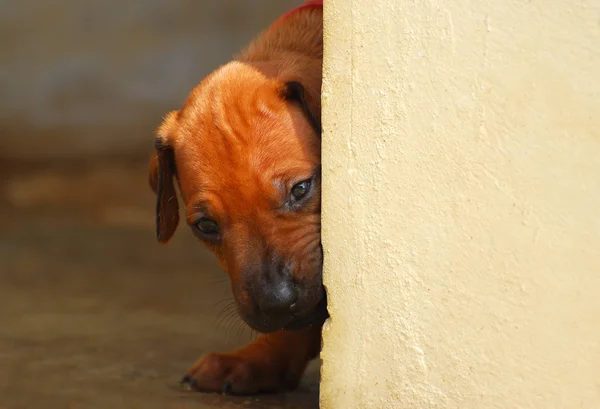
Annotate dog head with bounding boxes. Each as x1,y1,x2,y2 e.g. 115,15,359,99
148,62,326,333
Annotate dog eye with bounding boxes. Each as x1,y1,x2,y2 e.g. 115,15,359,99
291,180,311,201
194,217,220,236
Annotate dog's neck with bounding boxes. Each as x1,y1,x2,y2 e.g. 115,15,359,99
236,6,323,123
238,3,323,62
277,0,324,25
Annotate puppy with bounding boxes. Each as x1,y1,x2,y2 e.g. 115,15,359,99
148,1,325,395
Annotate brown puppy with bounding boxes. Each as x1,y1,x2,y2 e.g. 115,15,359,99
148,2,325,395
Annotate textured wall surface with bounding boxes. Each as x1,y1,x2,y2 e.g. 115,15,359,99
320,0,600,408
0,0,297,161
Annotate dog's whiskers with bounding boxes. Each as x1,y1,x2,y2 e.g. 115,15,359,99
224,314,245,339
236,320,249,344
213,301,254,344
247,327,258,341
212,298,234,308
204,276,229,285
214,301,238,329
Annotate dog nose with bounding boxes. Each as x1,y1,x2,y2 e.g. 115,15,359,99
259,281,298,314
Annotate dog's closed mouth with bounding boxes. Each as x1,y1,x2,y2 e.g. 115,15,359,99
284,291,328,331
241,286,328,333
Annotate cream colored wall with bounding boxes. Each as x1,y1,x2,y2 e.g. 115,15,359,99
320,0,600,408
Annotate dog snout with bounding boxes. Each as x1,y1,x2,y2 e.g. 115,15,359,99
233,245,325,332
258,279,298,314
258,257,299,314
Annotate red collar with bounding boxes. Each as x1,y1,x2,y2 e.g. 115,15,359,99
275,0,323,25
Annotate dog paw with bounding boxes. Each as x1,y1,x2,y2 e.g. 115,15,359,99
180,352,299,395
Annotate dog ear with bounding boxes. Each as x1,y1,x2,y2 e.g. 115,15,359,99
148,113,180,243
281,81,322,136
148,152,160,194
149,140,179,243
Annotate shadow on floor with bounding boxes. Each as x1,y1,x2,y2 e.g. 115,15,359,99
0,160,319,409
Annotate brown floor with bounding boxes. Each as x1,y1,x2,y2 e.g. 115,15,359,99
0,160,319,409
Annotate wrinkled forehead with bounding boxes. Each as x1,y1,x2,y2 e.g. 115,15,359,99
170,64,320,200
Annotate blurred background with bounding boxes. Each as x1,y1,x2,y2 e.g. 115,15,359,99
0,1,319,408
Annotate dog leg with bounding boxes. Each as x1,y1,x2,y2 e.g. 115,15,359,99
181,324,321,395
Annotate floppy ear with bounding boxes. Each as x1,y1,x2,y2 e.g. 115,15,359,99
148,138,180,244
281,81,322,136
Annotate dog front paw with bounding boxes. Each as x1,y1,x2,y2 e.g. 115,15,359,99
180,352,298,395
180,327,321,395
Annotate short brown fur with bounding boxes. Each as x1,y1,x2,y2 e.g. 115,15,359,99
148,6,325,395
